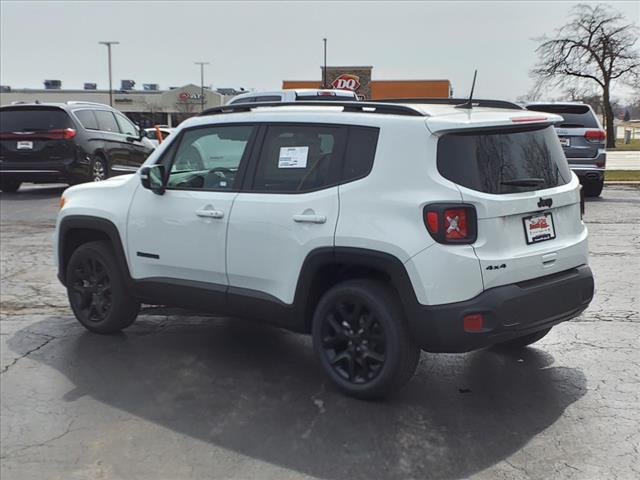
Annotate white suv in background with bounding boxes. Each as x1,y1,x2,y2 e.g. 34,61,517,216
55,100,594,399
227,89,358,104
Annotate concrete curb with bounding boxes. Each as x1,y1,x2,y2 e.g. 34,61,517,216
604,181,640,185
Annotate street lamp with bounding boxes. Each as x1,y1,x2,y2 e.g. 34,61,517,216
99,41,119,106
322,38,327,89
194,61,210,112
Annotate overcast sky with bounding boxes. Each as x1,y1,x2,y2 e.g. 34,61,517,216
1,1,638,100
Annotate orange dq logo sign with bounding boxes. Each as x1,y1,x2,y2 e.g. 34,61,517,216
331,74,361,91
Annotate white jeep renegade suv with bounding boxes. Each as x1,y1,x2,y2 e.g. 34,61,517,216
55,100,594,399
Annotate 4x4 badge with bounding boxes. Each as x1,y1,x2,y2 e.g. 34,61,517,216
538,197,553,208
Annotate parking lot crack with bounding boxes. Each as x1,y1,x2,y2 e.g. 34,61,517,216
0,333,55,375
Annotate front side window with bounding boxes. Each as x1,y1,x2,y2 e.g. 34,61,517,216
115,113,137,136
251,125,345,193
437,125,572,194
93,110,119,133
167,125,254,190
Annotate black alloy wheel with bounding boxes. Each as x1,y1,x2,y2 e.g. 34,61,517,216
66,241,140,333
321,296,387,384
312,280,420,399
68,255,112,323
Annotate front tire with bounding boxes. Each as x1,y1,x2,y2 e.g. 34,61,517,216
312,280,420,400
0,179,21,192
493,328,552,350
66,241,140,334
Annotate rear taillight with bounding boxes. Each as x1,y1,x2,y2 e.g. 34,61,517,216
423,204,477,244
584,130,605,143
0,128,76,140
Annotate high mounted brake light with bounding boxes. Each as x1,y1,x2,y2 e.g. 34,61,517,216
424,204,477,244
511,116,547,123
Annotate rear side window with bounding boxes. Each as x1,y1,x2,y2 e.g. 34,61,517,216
342,127,379,182
74,110,98,130
527,104,599,128
437,125,572,194
0,108,71,132
251,125,345,193
94,110,119,133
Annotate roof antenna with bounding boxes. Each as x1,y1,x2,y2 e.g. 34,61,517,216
456,70,477,109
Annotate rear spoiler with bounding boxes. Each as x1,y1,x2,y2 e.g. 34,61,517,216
377,98,525,110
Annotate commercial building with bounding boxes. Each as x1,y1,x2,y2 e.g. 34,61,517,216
283,66,451,100
0,83,238,127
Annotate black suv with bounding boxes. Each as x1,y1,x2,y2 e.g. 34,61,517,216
0,102,154,192
526,102,606,197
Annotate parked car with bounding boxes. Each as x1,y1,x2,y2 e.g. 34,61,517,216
0,101,153,192
55,99,594,399
227,88,359,105
143,126,174,148
526,102,606,197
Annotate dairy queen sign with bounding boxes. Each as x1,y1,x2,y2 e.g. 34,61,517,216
178,91,205,103
331,74,361,91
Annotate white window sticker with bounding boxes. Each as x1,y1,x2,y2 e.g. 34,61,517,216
278,146,309,169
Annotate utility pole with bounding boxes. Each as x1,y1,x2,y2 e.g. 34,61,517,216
99,41,119,106
322,38,327,89
194,62,210,112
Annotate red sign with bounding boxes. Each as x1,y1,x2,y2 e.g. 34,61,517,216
331,74,361,91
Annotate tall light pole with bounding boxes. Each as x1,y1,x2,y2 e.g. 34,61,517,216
194,61,210,112
322,38,327,89
99,41,119,106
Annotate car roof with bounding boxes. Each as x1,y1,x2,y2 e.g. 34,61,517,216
189,100,562,135
1,101,113,111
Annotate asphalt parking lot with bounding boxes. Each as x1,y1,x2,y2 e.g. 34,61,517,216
1,183,639,480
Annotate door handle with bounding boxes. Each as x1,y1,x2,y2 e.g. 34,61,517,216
293,214,326,224
196,209,224,219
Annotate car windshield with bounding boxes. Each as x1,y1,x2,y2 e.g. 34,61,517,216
0,108,72,132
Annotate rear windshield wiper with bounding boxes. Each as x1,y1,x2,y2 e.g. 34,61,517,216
501,178,544,187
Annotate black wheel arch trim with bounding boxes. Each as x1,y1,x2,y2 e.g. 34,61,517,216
58,215,133,288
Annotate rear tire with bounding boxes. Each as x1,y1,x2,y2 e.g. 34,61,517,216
493,328,552,350
0,179,21,192
66,241,140,334
583,179,603,197
312,279,420,400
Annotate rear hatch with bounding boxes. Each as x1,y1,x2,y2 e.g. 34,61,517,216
526,104,603,160
429,110,588,290
0,107,76,163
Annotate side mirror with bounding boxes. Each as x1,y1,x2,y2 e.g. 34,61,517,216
138,128,147,140
140,164,166,195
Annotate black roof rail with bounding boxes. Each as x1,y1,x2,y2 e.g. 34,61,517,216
376,98,525,110
199,101,426,117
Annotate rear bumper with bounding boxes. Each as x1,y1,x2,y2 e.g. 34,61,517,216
0,158,86,183
407,265,594,353
569,152,606,182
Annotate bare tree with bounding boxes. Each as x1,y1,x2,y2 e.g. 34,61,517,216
531,4,639,147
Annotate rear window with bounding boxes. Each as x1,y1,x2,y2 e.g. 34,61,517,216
437,125,572,194
0,108,71,132
526,104,599,128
